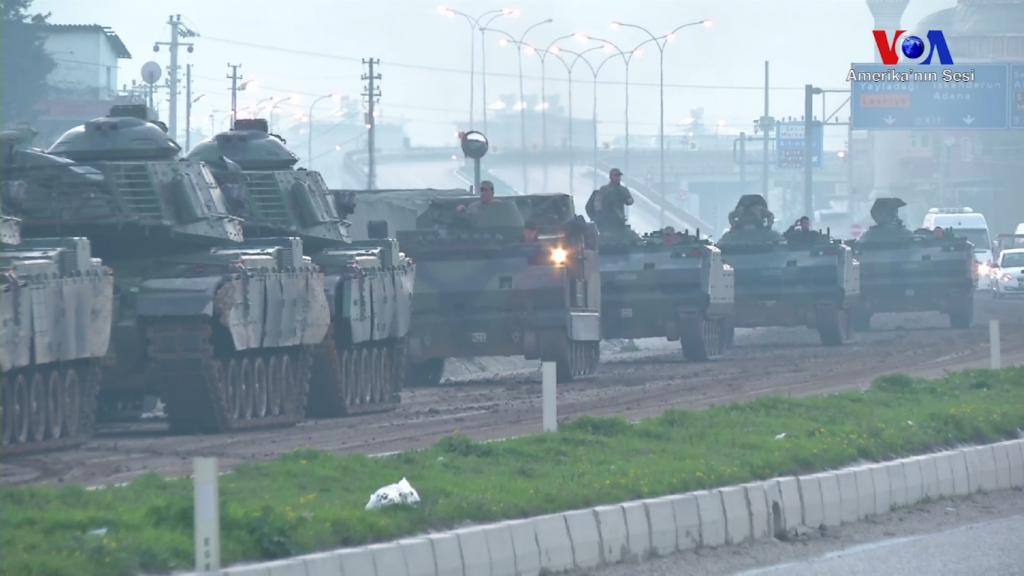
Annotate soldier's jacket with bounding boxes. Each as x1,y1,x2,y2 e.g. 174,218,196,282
586,183,633,229
463,199,524,229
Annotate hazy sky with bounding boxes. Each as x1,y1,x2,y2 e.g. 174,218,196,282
34,0,953,145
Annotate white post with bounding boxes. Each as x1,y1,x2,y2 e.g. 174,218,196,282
542,361,557,432
990,319,1001,370
194,457,221,573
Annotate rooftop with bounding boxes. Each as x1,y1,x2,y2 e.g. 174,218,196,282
44,24,132,59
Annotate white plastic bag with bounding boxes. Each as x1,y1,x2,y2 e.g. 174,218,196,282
365,477,421,510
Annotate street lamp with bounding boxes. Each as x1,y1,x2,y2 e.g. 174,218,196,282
612,18,711,228
308,93,338,170
543,44,603,197
253,96,276,119
269,96,292,132
484,18,553,194
438,6,516,130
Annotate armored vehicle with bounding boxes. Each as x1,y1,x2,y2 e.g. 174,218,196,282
849,198,975,329
591,221,734,360
187,119,413,416
13,106,329,433
1,136,114,454
717,195,858,345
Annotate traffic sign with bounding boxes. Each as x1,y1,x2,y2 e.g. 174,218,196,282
1011,64,1024,128
850,63,1009,130
776,121,823,169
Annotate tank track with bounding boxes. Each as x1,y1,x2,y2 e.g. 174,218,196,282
680,315,732,361
145,319,312,433
556,339,600,382
307,327,404,417
1,361,99,457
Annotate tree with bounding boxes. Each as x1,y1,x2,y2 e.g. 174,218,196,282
0,0,55,126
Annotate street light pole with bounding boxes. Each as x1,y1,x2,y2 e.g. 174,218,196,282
613,19,710,228
440,7,516,130
269,96,291,132
308,93,336,170
548,45,603,197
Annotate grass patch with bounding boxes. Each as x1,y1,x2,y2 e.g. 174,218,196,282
3,368,1024,575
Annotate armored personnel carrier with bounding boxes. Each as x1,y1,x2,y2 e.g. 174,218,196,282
13,106,329,433
849,198,975,329
1,135,114,454
717,195,858,346
187,119,413,416
591,220,734,360
359,190,601,384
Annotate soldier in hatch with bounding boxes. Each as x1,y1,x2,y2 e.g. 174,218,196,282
586,168,634,232
783,216,822,245
457,180,524,229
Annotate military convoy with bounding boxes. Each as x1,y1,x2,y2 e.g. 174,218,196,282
186,119,414,416
717,195,859,346
849,198,976,329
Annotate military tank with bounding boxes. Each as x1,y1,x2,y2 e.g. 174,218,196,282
186,119,413,416
13,106,329,433
716,195,858,345
849,198,975,329
591,220,734,360
1,134,114,454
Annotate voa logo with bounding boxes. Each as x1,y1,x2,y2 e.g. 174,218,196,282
872,30,954,65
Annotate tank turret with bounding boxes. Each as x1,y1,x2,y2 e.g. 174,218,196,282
47,105,180,162
188,118,298,171
717,194,783,246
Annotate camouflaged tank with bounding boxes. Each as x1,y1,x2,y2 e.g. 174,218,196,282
848,198,975,329
359,191,601,384
13,106,329,433
0,134,114,454
187,119,413,416
716,195,859,346
591,218,734,361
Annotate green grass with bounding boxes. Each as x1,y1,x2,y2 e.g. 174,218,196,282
3,368,1024,576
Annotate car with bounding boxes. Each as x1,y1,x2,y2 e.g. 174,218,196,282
922,208,993,289
991,248,1024,298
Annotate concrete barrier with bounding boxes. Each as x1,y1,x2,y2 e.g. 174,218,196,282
964,446,998,493
718,486,751,544
670,493,701,550
817,473,841,528
592,505,628,564
302,552,343,576
835,470,859,524
1005,441,1024,488
425,534,463,576
915,456,940,499
743,483,771,540
563,509,601,569
852,467,875,519
933,453,956,497
505,520,540,576
397,539,436,576
369,542,409,576
621,501,652,559
533,514,574,572
949,450,971,495
772,477,804,536
797,475,824,529
694,490,726,547
643,497,678,556
869,465,891,515
903,458,924,504
482,524,517,576
266,560,308,576
221,564,270,575
886,462,908,508
338,547,378,576
992,442,1013,490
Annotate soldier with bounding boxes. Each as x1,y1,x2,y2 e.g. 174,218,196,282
457,180,524,229
586,168,634,231
783,216,822,244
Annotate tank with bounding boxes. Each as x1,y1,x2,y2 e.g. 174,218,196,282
592,218,734,360
13,106,329,433
848,198,975,329
1,137,114,454
352,190,601,384
716,195,859,345
187,120,414,416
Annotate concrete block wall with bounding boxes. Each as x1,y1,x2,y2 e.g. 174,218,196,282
201,440,1024,576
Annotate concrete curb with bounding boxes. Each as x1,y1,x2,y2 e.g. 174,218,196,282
198,439,1024,576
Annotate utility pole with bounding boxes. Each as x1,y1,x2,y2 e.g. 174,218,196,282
761,60,772,197
362,58,381,190
185,63,192,152
739,131,747,188
226,63,242,128
804,84,822,220
154,14,197,143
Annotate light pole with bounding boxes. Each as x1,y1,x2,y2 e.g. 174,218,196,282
308,93,337,170
439,6,516,130
613,18,711,228
186,93,205,152
485,18,552,194
269,96,292,132
545,45,603,197
252,96,275,120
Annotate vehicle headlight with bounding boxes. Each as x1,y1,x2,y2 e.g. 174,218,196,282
1002,273,1013,282
977,262,991,276
550,246,569,266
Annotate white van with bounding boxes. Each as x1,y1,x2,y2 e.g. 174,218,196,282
922,208,993,288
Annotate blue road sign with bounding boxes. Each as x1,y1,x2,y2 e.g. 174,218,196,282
1011,65,1024,128
776,122,823,168
850,63,1009,130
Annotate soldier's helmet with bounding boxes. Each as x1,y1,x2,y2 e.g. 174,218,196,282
869,197,907,227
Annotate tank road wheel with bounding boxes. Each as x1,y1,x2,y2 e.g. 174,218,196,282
239,356,255,421
266,354,282,417
11,374,29,444
377,346,392,404
555,337,585,382
226,358,243,422
62,367,82,438
371,347,384,404
681,317,722,362
337,348,354,411
407,358,445,388
252,356,268,419
46,369,65,439
949,294,974,329
2,375,17,446
280,349,311,421
817,305,851,346
277,352,297,417
390,341,406,402
28,371,47,443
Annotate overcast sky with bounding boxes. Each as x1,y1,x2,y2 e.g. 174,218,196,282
35,0,953,145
